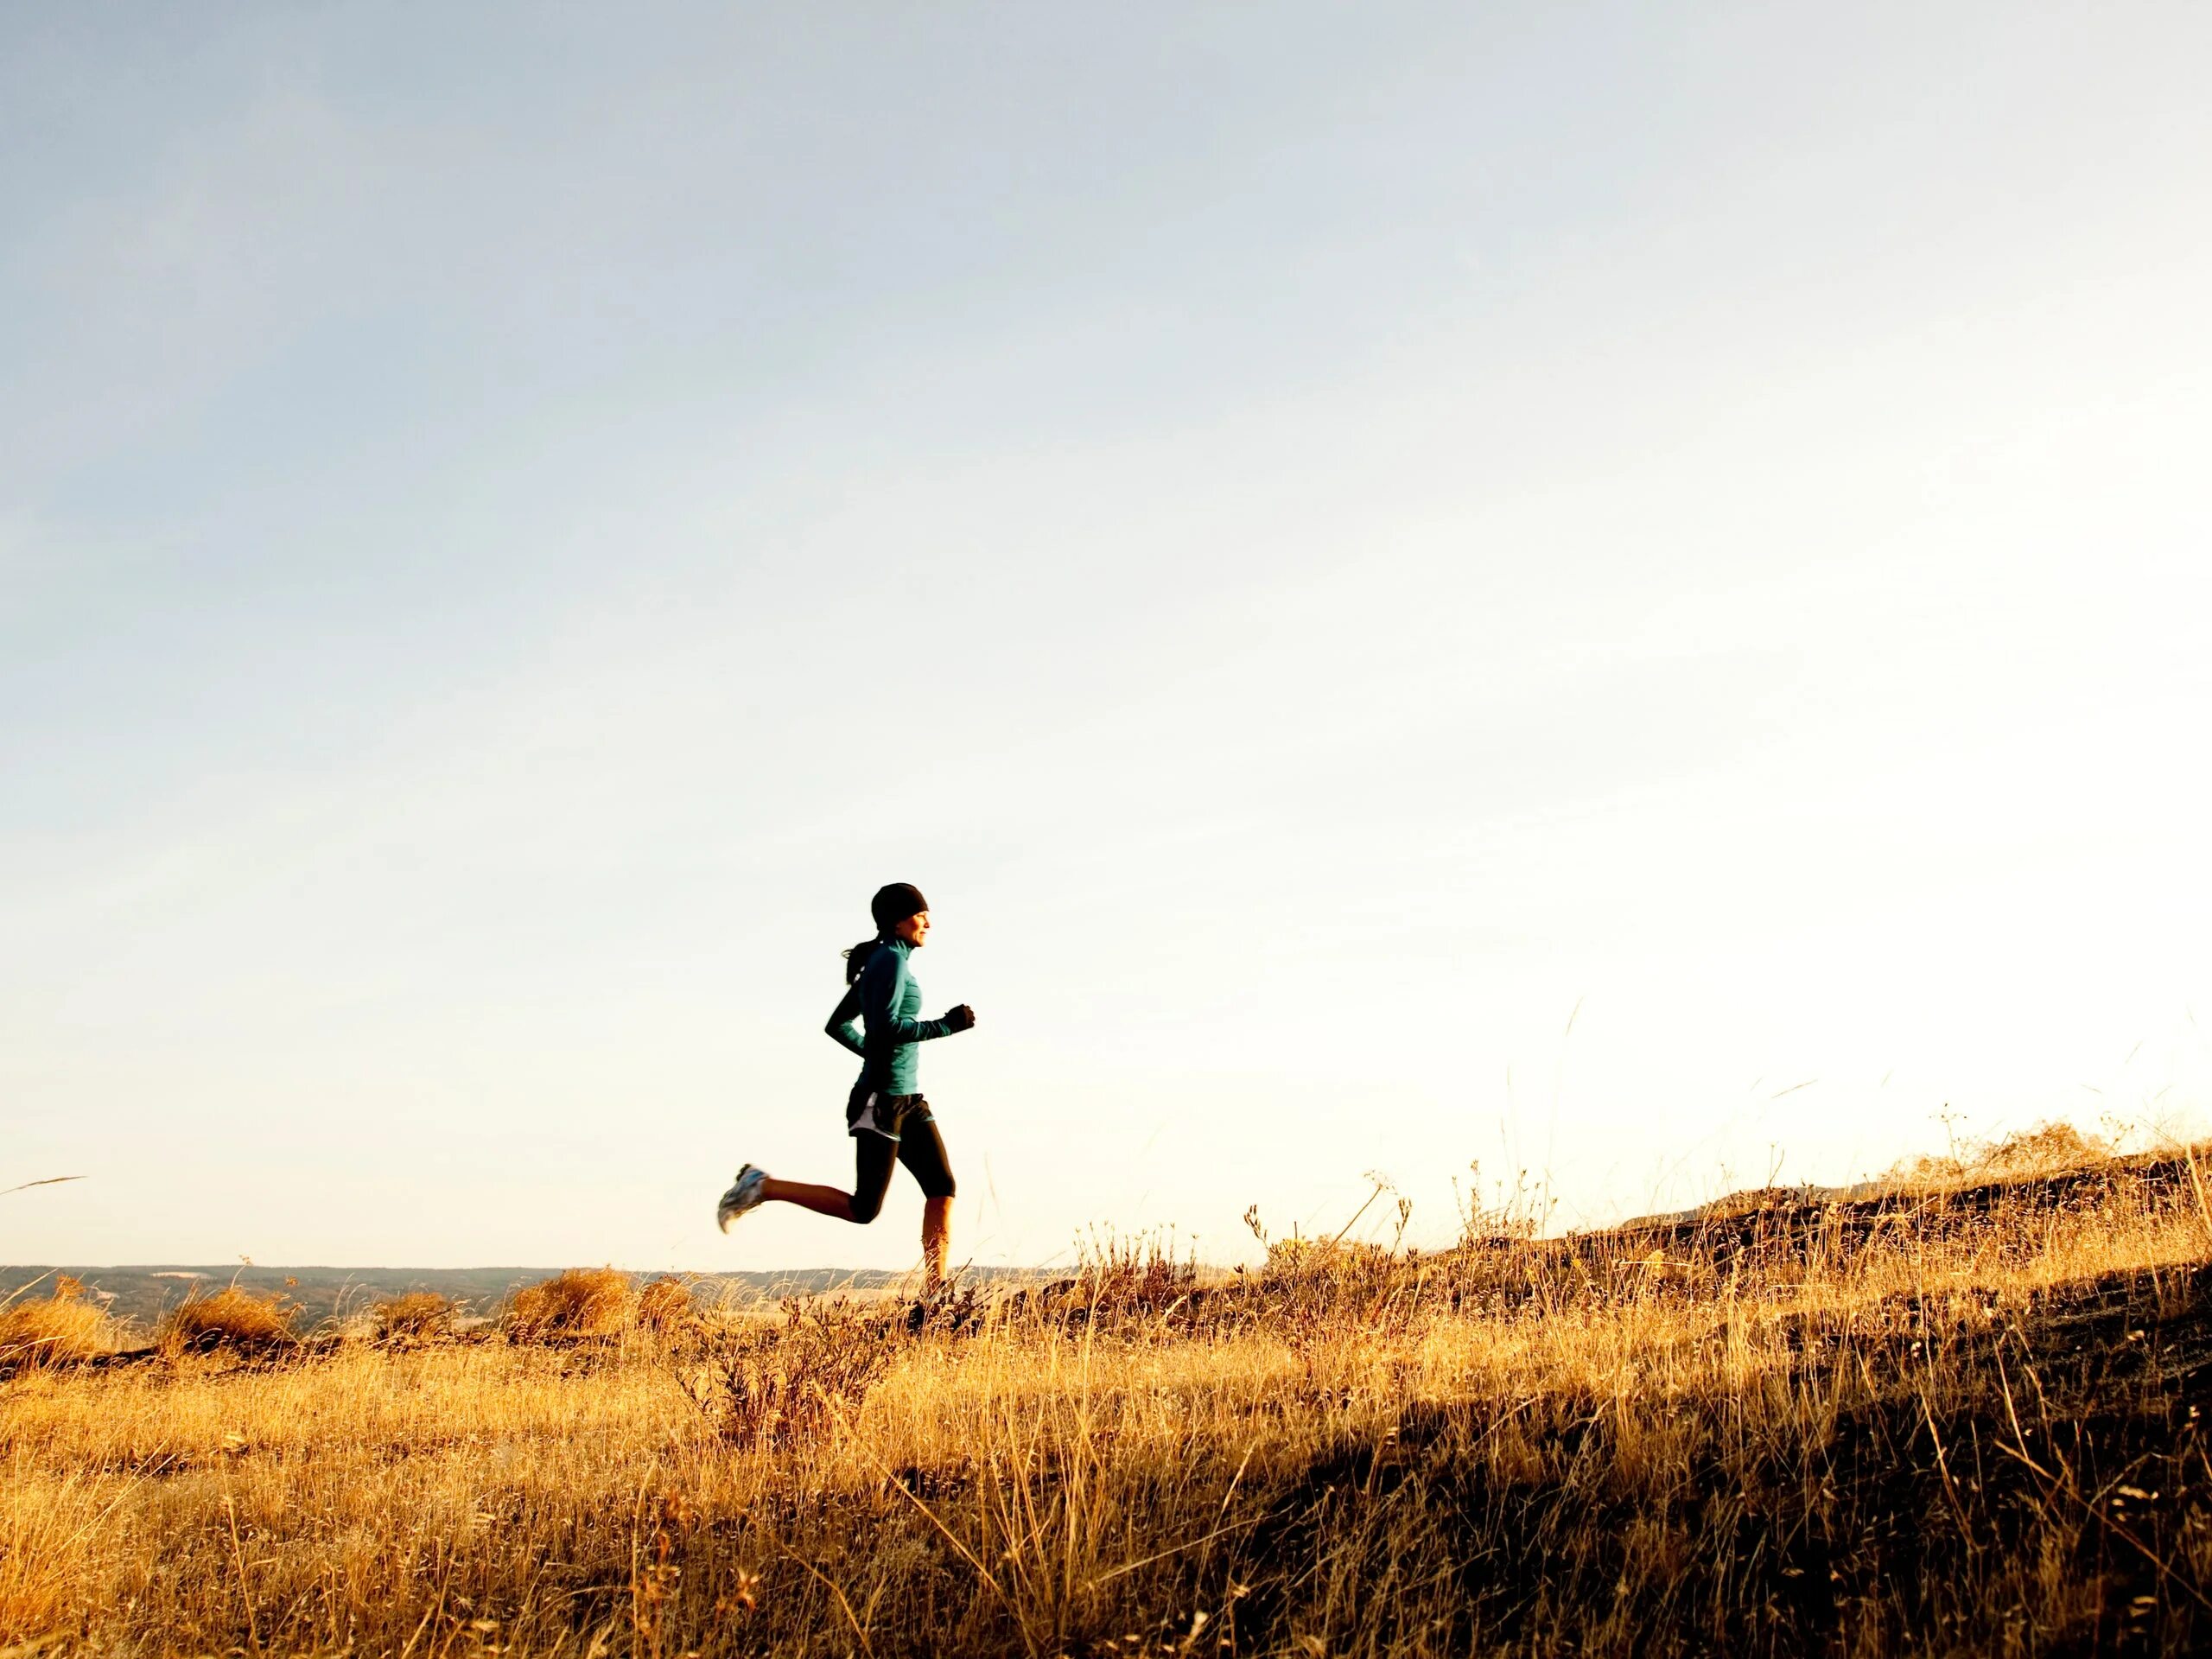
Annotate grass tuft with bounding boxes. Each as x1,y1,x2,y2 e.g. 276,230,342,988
157,1285,298,1354
1886,1117,2113,1187
0,1277,114,1370
506,1266,635,1340
636,1274,695,1334
372,1290,456,1341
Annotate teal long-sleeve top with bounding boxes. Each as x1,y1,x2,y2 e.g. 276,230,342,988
824,937,956,1095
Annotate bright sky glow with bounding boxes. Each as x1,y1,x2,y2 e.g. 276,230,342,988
5,3,2209,1273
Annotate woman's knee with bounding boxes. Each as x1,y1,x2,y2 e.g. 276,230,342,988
849,1137,896,1224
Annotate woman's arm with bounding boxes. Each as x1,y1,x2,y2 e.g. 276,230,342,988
860,950,957,1044
824,983,866,1058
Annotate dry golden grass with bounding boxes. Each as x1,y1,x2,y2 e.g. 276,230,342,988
1882,1119,2116,1190
373,1289,459,1341
637,1275,696,1335
0,1278,114,1372
506,1266,637,1340
155,1284,297,1356
4,1149,2210,1656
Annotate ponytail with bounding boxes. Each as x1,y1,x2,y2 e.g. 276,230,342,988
842,936,886,986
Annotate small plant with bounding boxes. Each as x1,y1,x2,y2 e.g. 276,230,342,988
506,1268,636,1340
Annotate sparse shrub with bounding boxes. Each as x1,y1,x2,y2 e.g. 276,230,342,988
1256,1233,1403,1283
1228,1198,1424,1322
1006,1228,1204,1331
1446,1160,1552,1247
0,1276,114,1370
506,1268,635,1340
688,1300,899,1447
159,1285,297,1354
372,1291,455,1342
1075,1227,1199,1312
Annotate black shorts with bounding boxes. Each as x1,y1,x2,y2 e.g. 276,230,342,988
846,1077,933,1141
842,1082,956,1214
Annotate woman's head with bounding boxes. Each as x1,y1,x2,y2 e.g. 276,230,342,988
845,882,929,981
869,882,929,941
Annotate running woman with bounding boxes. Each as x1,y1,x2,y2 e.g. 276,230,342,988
715,882,976,1289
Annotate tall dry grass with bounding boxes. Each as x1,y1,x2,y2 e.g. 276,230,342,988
374,1290,460,1342
156,1284,299,1356
0,1277,114,1372
3,1149,2209,1655
506,1266,637,1339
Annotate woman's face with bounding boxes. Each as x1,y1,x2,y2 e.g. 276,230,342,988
893,910,930,947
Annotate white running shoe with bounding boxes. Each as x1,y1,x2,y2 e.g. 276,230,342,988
716,1164,768,1233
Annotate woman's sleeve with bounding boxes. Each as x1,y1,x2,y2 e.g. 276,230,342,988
824,984,866,1057
860,950,954,1044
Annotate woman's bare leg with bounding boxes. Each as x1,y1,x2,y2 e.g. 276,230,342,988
759,1135,896,1224
760,1177,855,1222
921,1195,952,1290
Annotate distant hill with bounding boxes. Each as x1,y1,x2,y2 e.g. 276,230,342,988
1,1263,1042,1332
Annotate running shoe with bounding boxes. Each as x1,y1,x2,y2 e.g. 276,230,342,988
715,1164,768,1232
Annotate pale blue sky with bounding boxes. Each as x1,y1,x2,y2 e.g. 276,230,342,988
6,3,2209,1272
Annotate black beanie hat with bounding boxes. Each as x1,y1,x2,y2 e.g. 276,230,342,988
870,882,930,931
